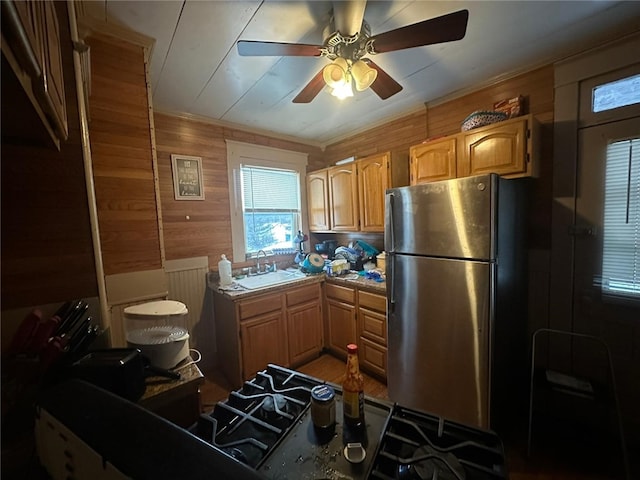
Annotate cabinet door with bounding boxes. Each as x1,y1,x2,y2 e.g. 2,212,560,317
357,153,389,232
328,164,359,231
287,300,322,366
410,138,457,184
240,312,286,380
462,117,527,178
8,0,43,77
307,170,330,232
40,1,67,140
360,337,387,379
326,298,357,358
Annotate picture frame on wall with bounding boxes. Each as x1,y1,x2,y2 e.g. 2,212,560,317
171,154,205,200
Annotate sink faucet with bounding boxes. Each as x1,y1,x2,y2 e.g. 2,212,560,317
256,249,267,273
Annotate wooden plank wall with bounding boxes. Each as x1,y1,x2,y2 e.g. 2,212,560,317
323,65,555,250
153,113,325,269
86,33,162,275
0,1,97,311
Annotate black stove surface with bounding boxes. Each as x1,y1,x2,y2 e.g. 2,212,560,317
369,405,507,480
258,393,392,480
190,364,322,469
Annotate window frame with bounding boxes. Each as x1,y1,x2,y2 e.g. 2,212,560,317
226,140,308,262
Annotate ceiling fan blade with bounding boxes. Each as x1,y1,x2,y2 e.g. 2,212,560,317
369,9,469,54
366,60,402,100
292,69,326,103
237,40,323,57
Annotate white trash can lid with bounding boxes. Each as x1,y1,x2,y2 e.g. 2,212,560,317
124,300,188,320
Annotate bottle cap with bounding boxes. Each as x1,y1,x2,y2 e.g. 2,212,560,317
347,343,358,353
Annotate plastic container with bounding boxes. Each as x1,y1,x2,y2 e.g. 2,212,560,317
218,254,233,286
124,300,190,369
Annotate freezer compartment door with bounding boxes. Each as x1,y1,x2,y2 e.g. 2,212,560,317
387,254,492,428
385,174,496,260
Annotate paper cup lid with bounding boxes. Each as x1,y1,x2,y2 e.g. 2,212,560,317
124,300,188,319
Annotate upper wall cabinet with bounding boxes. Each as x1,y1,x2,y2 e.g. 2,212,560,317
410,114,539,185
357,152,409,232
328,163,359,232
307,170,331,232
307,152,408,233
1,0,68,149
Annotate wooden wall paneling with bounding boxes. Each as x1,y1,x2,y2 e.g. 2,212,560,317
153,113,324,270
0,1,97,312
86,33,162,275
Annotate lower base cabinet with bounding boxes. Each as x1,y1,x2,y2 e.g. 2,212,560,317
240,311,287,381
326,282,388,381
214,281,323,387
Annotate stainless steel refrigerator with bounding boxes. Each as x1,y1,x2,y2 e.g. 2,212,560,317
385,174,527,429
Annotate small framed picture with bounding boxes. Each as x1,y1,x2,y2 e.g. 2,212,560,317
171,154,205,200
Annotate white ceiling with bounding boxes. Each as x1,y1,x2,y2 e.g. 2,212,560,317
83,1,640,146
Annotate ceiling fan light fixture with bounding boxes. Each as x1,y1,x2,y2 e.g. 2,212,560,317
351,59,377,91
330,72,354,99
322,57,349,88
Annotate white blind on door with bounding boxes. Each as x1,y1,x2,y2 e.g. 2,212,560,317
602,137,640,299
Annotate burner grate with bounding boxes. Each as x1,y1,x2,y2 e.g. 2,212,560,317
190,364,323,469
369,406,507,480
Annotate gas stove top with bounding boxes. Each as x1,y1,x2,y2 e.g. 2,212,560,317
370,405,507,479
190,364,320,468
192,364,507,480
34,364,507,479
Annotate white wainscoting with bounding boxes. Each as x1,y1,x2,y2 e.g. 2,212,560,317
165,256,215,369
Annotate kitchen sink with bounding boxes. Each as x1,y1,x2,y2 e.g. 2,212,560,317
234,269,306,290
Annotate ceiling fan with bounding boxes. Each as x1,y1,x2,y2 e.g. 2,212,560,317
237,1,469,103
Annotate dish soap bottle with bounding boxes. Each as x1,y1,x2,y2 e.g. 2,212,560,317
342,343,365,427
218,254,233,287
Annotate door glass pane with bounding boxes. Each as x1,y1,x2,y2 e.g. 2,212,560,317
592,73,640,113
602,137,640,299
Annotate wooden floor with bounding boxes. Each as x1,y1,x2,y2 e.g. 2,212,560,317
200,353,632,480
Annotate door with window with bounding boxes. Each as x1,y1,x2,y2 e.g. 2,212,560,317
574,119,640,333
571,68,640,410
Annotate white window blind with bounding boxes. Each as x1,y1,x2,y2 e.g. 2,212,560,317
602,137,640,299
241,166,301,255
242,166,300,212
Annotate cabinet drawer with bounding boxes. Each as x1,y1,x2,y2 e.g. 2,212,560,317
358,290,386,313
239,294,281,320
360,337,387,378
286,283,320,307
360,307,386,346
326,283,355,303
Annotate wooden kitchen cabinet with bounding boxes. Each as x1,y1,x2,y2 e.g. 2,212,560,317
357,152,409,232
286,283,323,367
409,115,539,185
461,114,536,178
410,137,457,184
1,0,68,148
214,280,323,387
325,283,357,358
241,311,287,381
358,289,387,379
328,163,359,231
307,169,331,231
308,152,407,232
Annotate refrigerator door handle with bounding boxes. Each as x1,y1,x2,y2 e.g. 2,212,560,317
386,192,395,253
386,191,396,309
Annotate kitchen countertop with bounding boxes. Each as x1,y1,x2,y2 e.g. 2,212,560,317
209,270,386,299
